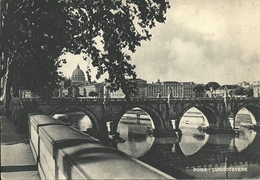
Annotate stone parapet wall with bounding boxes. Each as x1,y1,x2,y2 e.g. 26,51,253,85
28,114,174,179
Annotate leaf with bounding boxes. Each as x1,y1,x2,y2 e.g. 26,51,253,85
1,0,170,99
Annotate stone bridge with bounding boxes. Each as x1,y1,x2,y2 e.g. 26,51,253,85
23,97,260,136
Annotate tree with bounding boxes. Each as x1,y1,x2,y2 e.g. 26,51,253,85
1,0,170,108
244,88,253,97
204,82,221,97
193,84,205,97
232,86,246,96
219,85,238,90
1,0,70,104
89,91,98,97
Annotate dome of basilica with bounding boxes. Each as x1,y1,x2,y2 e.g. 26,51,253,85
71,64,85,83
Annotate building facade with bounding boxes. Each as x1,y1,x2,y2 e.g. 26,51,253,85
106,79,196,98
252,81,260,97
71,64,86,84
108,79,148,98
59,65,88,97
180,82,196,98
55,65,213,99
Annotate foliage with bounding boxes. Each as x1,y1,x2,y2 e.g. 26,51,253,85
1,0,69,100
1,0,170,101
204,82,221,92
244,88,253,97
193,84,205,97
193,85,205,92
89,91,98,97
232,86,246,96
219,85,239,90
218,84,253,97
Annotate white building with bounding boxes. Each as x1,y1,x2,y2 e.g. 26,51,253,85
252,81,260,97
71,64,86,84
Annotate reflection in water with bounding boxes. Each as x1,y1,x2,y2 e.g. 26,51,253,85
116,113,155,158
53,112,93,131
115,108,260,179
178,108,209,156
54,109,260,179
179,128,209,156
235,108,257,128
235,127,257,152
117,137,154,158
179,107,209,129
234,108,257,152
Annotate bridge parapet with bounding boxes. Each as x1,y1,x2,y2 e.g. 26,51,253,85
228,97,260,102
28,114,174,179
44,97,104,103
105,98,168,102
168,97,224,102
22,97,260,104
21,97,260,134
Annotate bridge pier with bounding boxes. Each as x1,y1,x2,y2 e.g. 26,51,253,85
106,121,114,135
171,119,182,138
228,117,235,129
171,119,181,130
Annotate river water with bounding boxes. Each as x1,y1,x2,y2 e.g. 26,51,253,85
53,107,260,179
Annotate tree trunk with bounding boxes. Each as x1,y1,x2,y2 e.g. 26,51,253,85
1,62,12,117
1,0,17,116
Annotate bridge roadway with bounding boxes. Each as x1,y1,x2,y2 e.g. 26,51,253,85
22,97,260,137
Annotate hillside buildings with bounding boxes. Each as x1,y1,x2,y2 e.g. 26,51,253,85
18,64,258,99
57,65,197,98
18,63,259,99
56,65,260,98
95,79,197,98
140,80,196,98
252,81,260,97
57,65,106,98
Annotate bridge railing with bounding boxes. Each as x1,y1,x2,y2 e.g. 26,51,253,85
229,96,260,100
28,114,174,180
21,96,260,104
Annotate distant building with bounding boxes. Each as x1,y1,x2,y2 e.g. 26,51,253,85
53,63,199,99
158,81,196,98
109,88,125,98
215,85,234,97
146,82,163,98
71,64,86,84
59,65,89,97
131,79,147,98
180,82,196,98
60,78,71,88
214,84,254,98
78,86,87,97
108,79,148,98
237,81,251,88
117,80,197,98
83,82,105,98
163,81,182,97
252,81,260,97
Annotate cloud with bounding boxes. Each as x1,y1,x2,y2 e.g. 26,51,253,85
60,0,260,85
132,0,260,84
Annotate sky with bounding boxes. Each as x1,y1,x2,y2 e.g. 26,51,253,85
59,0,260,85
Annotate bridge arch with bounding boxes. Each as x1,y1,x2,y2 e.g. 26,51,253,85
176,104,220,129
234,103,260,124
113,104,165,131
49,105,101,132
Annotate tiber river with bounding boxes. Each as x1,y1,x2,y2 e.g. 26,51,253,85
53,107,260,179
